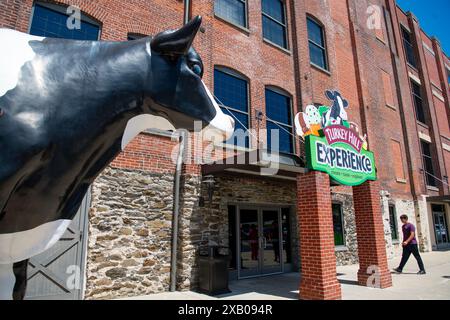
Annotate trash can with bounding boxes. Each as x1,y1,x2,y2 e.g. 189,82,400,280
198,246,231,296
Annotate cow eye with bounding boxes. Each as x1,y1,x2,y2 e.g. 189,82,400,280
191,64,203,77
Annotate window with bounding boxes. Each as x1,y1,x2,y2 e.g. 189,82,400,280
262,0,288,49
265,88,294,154
332,203,345,247
30,3,100,40
214,68,250,148
421,140,437,187
389,205,399,241
411,80,426,124
307,17,328,70
215,0,247,28
401,27,417,68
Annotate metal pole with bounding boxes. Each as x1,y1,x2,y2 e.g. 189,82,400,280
170,130,186,292
170,0,190,293
184,0,191,24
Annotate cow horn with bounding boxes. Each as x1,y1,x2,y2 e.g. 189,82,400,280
151,16,202,55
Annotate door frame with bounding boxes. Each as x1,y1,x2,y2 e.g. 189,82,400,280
432,204,450,250
234,204,291,280
79,189,91,300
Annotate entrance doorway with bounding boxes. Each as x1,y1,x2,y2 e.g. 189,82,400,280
432,204,450,249
229,206,292,279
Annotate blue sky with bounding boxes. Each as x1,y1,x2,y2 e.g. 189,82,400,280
396,0,450,55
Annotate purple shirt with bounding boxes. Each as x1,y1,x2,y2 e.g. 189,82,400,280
402,223,417,245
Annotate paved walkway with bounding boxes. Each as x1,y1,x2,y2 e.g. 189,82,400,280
122,251,450,300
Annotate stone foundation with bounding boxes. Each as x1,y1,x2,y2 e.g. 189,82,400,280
331,192,359,266
85,167,175,299
84,167,414,299
380,191,417,259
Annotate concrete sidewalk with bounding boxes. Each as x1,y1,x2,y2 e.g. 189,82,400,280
122,251,450,300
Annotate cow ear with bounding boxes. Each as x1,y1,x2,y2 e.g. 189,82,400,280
151,16,202,56
325,90,335,100
343,99,349,108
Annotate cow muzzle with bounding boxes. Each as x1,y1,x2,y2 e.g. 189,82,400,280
202,113,235,143
201,81,235,142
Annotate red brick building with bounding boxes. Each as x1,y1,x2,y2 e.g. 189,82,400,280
1,0,449,300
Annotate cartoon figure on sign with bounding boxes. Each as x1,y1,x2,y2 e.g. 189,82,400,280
350,122,368,151
294,105,322,137
321,90,350,128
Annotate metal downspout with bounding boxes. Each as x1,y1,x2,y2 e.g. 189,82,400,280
170,131,186,292
184,0,191,24
170,0,190,293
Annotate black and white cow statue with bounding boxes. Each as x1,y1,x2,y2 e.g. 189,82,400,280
321,90,349,127
0,16,234,300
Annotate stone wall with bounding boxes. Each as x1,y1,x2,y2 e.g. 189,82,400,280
331,192,359,266
85,167,175,299
416,196,433,252
84,167,409,299
380,190,417,259
175,174,203,291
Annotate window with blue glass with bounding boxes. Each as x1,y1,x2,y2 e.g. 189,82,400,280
265,88,294,154
307,17,328,70
262,0,288,49
215,0,247,28
214,69,250,148
30,3,100,40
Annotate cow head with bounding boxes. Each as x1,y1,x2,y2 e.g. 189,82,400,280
122,16,234,149
325,90,349,123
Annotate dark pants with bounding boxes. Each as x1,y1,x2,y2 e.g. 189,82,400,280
398,244,425,272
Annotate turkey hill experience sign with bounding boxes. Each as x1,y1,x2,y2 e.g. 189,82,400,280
295,90,377,186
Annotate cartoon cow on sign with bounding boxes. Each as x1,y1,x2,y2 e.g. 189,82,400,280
321,90,349,127
0,16,234,300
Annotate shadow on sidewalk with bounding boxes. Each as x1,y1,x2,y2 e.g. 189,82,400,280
338,279,359,286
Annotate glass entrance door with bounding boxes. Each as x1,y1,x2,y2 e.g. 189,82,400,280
237,207,285,278
261,210,282,275
239,209,260,278
433,207,449,248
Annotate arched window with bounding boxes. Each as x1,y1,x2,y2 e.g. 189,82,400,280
265,87,294,154
262,0,288,49
307,16,328,70
29,2,100,40
214,67,250,148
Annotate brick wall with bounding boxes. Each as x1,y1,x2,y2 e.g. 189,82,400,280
3,0,448,199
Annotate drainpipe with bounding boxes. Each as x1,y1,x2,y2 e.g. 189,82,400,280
184,0,191,24
170,0,190,292
170,130,186,292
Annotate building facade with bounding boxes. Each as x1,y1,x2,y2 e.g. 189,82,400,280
1,0,449,300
